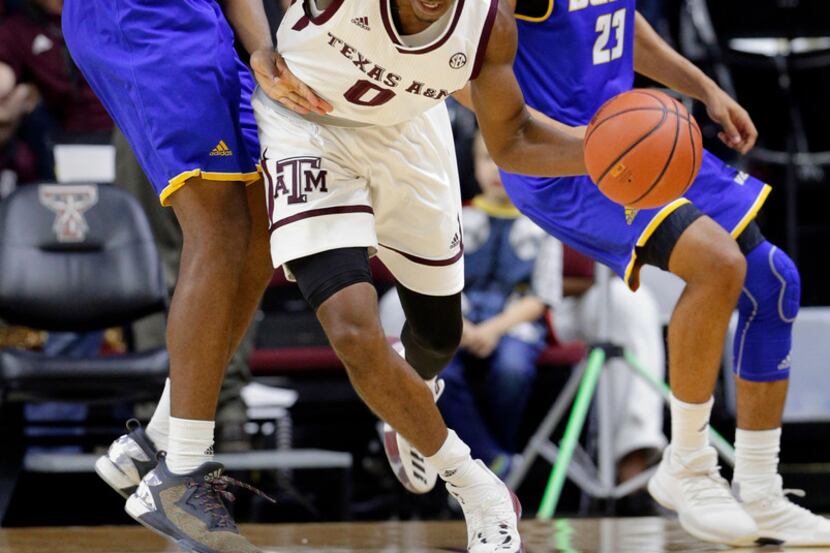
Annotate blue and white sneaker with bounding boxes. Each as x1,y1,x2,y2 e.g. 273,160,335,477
95,419,158,498
126,456,273,553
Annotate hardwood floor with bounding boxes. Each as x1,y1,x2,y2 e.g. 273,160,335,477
0,518,815,553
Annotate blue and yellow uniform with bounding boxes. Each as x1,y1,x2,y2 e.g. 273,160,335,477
62,0,261,205
500,0,770,290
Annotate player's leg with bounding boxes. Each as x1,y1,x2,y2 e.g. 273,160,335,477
226,179,274,353
380,284,459,493
369,103,521,552
64,3,268,550
728,225,830,545
636,206,758,545
290,249,521,553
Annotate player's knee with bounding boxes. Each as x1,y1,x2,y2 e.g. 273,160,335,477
733,241,800,382
698,239,746,299
412,318,462,360
326,314,387,370
741,241,801,322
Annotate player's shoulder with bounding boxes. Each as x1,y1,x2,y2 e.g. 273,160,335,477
481,0,518,67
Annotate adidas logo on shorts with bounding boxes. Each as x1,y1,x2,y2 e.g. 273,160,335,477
210,140,233,157
351,16,370,30
450,232,461,249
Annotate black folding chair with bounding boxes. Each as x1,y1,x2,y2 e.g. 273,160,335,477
0,183,169,524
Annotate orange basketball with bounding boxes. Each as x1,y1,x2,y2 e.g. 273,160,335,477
584,89,703,209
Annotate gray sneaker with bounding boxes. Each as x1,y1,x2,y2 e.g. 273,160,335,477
95,419,158,498
125,456,274,553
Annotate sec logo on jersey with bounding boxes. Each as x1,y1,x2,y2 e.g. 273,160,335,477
449,52,467,69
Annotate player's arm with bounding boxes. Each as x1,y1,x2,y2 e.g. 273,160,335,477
470,3,586,177
454,86,586,140
633,12,757,154
223,0,332,115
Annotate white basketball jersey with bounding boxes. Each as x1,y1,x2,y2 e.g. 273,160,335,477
276,0,499,126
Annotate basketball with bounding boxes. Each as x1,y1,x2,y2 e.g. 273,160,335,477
584,89,703,209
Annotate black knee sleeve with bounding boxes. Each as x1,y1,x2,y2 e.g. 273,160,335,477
286,248,372,311
396,283,462,380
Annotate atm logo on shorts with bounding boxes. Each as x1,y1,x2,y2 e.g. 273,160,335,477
267,155,328,205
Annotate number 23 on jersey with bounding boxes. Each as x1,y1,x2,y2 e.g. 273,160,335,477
568,0,627,66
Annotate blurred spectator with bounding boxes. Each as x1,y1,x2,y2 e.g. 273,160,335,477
553,263,668,490
0,0,110,133
0,0,112,183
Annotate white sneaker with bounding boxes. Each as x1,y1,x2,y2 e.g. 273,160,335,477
737,475,830,546
648,446,759,546
381,343,444,494
382,377,444,494
447,460,523,553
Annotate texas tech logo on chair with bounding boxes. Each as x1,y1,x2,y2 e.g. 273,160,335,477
38,184,98,243
266,155,328,205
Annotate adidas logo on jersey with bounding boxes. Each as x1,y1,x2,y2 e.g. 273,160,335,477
210,140,233,157
624,207,639,225
351,16,370,30
734,171,750,185
450,232,461,249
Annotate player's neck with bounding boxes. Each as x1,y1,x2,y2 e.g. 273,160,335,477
390,0,453,36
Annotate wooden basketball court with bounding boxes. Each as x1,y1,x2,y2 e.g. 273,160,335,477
0,518,812,553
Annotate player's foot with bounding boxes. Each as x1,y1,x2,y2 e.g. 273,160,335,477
95,419,158,498
382,376,444,494
737,475,830,546
648,446,759,546
382,345,444,494
446,460,523,553
126,456,273,553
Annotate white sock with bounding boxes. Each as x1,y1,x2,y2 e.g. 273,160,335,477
167,417,215,474
145,378,171,451
733,428,781,500
670,394,713,458
426,429,482,487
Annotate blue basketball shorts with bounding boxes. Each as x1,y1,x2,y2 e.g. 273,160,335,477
501,150,771,290
63,0,260,205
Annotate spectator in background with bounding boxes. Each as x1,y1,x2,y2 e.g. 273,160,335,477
0,0,112,182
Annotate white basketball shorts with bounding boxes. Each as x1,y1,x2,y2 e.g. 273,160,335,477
253,90,464,296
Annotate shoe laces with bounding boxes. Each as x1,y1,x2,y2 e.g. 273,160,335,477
449,485,517,551
753,477,811,516
186,473,276,530
681,465,737,506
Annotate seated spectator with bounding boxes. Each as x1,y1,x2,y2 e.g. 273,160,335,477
552,250,667,487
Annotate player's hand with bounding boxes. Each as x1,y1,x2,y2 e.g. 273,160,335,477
251,48,333,116
703,87,757,155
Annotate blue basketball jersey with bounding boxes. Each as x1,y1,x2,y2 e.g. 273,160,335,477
513,0,636,126
501,0,770,290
